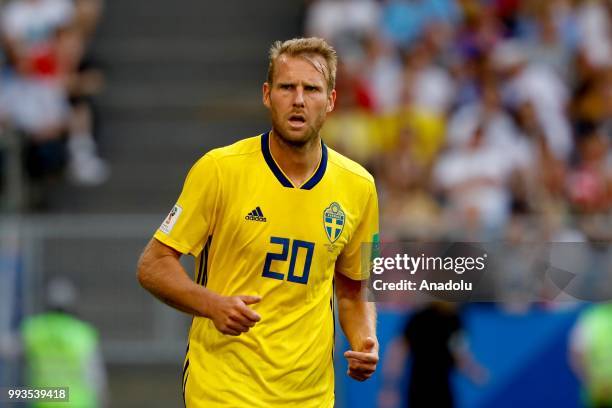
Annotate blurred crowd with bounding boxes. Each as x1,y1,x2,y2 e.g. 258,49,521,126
0,0,108,204
306,0,612,243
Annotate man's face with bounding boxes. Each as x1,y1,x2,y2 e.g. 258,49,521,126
263,54,336,147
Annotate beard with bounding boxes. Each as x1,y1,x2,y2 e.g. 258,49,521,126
270,111,325,149
272,126,316,148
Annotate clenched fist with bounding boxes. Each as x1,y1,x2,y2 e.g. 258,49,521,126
208,295,261,336
344,337,379,381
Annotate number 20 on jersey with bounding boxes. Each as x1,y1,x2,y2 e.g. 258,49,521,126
262,237,315,284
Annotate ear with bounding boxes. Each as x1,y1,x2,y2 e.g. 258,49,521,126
262,82,271,109
326,89,336,113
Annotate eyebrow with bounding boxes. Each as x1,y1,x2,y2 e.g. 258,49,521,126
276,81,322,89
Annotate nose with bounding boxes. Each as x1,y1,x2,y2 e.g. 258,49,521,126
293,87,305,107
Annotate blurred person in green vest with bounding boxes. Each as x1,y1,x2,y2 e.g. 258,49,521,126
21,277,107,408
570,303,612,408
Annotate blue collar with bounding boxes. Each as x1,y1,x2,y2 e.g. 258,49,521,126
260,131,328,190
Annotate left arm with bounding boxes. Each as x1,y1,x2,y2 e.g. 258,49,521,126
335,271,378,381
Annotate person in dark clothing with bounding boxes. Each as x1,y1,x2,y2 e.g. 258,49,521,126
379,302,487,408
404,301,462,407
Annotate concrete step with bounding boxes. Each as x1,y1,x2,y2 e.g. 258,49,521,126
103,0,301,16
100,0,301,22
97,0,304,36
96,79,261,111
91,37,271,85
99,118,269,158
102,60,266,84
93,37,267,63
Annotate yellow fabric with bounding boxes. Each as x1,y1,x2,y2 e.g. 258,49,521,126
153,133,379,407
397,107,446,164
321,110,381,164
322,108,446,166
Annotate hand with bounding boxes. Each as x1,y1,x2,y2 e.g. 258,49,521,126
209,295,261,336
344,337,379,381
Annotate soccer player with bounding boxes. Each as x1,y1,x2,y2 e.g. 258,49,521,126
137,37,379,407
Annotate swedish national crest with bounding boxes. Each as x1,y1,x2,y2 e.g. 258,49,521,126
323,202,345,243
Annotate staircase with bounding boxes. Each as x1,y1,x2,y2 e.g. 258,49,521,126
45,0,305,214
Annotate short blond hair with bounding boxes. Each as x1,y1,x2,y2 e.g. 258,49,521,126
267,37,338,93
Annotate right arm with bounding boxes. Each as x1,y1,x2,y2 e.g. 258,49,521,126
137,238,261,336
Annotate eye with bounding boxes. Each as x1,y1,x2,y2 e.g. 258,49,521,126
305,85,318,92
279,84,293,90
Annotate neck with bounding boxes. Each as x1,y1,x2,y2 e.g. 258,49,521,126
269,130,322,187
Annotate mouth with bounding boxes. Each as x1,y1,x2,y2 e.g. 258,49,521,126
288,114,306,129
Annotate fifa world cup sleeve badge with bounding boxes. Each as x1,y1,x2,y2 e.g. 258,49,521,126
160,204,183,234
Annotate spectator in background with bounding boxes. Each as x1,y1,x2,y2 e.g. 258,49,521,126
1,0,74,56
448,51,482,107
402,41,456,117
0,74,70,179
320,61,381,165
572,67,611,128
360,34,403,114
512,100,568,216
381,0,460,49
308,0,611,247
434,124,516,239
0,0,108,188
305,0,381,67
492,40,573,161
446,78,517,150
56,20,107,185
575,0,612,71
455,4,504,59
378,125,443,240
0,0,74,158
567,123,611,215
523,1,576,81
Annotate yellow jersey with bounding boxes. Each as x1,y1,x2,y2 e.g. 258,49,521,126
154,132,379,407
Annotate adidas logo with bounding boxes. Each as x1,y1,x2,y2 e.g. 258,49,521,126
245,206,267,222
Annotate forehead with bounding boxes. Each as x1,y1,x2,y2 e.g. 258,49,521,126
273,54,328,86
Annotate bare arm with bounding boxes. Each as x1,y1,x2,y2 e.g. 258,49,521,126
335,271,378,381
137,238,261,335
